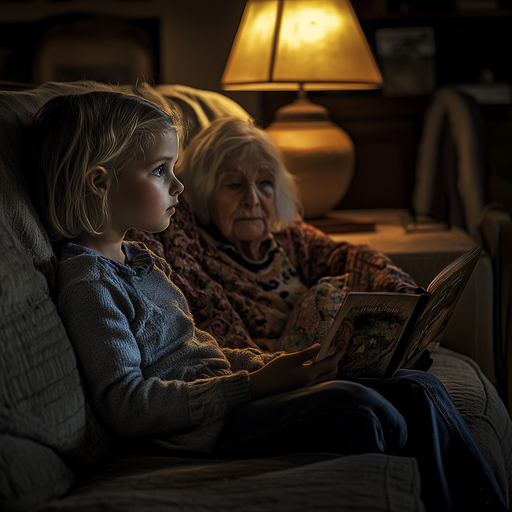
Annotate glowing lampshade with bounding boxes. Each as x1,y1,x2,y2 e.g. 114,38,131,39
222,0,383,218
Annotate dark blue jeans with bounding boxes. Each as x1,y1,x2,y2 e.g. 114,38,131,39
213,370,507,512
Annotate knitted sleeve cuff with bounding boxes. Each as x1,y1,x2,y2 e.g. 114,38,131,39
187,371,252,425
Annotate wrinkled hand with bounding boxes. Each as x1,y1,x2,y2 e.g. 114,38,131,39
249,344,344,400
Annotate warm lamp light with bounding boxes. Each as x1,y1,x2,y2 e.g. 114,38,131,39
222,0,383,218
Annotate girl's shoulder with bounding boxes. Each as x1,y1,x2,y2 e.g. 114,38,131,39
125,240,173,279
57,243,122,291
56,241,166,307
58,241,156,282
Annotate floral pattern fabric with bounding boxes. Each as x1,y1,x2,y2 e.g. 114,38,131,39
277,275,350,353
126,200,417,353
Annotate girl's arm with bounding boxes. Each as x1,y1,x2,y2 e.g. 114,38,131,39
57,262,336,442
222,346,281,373
248,344,343,400
57,273,251,440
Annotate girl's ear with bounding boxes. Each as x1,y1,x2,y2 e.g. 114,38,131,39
85,166,110,197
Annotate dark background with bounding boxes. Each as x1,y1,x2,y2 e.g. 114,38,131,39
1,0,510,212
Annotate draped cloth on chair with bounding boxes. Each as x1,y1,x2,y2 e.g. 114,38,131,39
412,87,487,243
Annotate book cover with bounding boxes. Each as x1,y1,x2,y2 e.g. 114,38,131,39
315,292,421,378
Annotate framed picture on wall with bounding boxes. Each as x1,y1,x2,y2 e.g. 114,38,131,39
375,26,436,96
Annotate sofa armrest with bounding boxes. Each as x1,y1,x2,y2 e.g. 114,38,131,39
481,207,512,410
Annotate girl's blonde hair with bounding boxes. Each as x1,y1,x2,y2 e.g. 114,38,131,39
176,116,302,232
29,89,179,241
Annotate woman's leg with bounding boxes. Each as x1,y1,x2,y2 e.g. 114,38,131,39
213,379,408,458
364,369,507,512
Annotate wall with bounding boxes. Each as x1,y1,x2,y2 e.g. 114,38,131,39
158,0,260,117
0,0,261,118
1,0,511,211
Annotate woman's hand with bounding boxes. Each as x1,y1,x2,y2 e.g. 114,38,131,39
248,344,344,400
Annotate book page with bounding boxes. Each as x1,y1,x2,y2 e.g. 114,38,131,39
399,247,482,368
316,292,421,378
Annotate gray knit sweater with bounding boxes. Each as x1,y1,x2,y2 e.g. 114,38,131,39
56,241,276,453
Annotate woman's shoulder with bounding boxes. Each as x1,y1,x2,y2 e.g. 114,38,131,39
274,218,335,253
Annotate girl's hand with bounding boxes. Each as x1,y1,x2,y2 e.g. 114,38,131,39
248,344,344,400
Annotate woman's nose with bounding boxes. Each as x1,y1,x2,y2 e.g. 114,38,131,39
243,184,260,206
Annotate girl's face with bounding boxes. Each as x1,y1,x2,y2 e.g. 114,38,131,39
210,150,276,260
108,130,183,236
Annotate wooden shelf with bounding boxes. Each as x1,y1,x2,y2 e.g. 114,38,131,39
355,8,512,21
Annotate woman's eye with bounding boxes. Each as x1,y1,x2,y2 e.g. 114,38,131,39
259,179,274,189
227,182,242,190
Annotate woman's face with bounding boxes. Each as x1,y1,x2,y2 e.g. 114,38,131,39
210,150,276,260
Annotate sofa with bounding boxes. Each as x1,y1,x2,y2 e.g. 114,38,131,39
1,80,511,512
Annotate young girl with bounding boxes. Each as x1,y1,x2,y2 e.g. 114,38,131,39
29,90,506,512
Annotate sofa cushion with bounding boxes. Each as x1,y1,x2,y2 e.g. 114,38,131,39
156,84,252,147
430,347,512,504
0,85,59,288
34,453,424,512
0,208,113,512
0,83,122,512
0,436,74,512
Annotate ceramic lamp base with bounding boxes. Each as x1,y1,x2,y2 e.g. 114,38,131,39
265,98,355,219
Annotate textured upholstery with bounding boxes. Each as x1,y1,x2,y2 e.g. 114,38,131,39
0,205,112,510
156,83,253,146
431,347,512,505
34,454,424,512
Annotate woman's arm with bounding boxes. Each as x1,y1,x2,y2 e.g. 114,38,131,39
276,220,417,292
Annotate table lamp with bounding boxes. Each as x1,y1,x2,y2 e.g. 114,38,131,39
221,0,383,219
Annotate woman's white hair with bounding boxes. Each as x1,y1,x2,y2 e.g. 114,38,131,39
176,116,302,231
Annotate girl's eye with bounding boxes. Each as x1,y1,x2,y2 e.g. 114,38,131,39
152,165,164,178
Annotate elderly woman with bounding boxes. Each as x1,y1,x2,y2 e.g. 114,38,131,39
127,116,418,353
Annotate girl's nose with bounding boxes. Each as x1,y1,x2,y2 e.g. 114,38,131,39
170,175,184,196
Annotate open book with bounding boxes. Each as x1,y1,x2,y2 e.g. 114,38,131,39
315,246,482,378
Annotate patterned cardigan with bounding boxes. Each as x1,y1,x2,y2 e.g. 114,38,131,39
126,201,417,353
